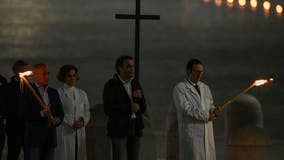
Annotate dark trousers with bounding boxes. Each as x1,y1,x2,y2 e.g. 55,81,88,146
24,147,54,160
7,133,24,160
111,135,140,160
0,122,5,160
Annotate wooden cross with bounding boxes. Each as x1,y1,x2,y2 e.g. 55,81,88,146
115,0,160,80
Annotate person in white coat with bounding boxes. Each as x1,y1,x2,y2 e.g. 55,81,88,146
173,59,221,160
55,64,90,160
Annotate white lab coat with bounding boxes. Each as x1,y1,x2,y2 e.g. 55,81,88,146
173,79,216,160
55,85,90,160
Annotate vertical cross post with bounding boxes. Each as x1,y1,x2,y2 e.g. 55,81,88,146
115,0,160,80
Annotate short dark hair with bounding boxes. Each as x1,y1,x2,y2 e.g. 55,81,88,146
115,55,133,73
57,64,79,83
33,63,47,70
186,59,202,74
0,74,7,85
12,60,28,74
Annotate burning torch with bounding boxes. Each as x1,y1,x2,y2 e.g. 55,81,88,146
19,71,53,119
210,78,274,118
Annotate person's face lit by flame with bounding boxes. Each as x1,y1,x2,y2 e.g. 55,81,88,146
33,65,49,87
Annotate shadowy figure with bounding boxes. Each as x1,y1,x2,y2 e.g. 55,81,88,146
0,74,7,160
2,60,28,160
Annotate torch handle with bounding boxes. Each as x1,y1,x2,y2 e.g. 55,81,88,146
209,78,273,120
209,83,255,120
22,77,53,119
220,83,255,110
22,77,45,108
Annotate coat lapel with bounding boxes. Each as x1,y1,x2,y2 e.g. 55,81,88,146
184,79,201,100
47,88,55,114
47,88,52,105
120,82,132,103
61,87,75,111
31,84,45,105
114,74,132,103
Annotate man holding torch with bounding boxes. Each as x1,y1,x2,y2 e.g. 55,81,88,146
173,59,221,160
21,64,64,160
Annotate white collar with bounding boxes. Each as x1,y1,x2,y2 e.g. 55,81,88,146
118,75,133,84
63,83,75,91
35,83,48,91
186,78,199,86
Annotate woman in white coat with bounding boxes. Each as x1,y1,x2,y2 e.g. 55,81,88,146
173,59,221,160
55,65,90,160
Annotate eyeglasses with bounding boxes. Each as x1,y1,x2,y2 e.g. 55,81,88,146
192,70,204,74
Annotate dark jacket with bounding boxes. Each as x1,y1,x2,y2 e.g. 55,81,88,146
103,74,147,138
22,84,64,148
0,75,7,135
0,86,5,133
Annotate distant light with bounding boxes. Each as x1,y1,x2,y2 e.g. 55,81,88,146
276,4,283,15
203,0,211,3
238,0,246,7
227,0,234,7
215,0,222,7
250,0,258,10
263,1,271,11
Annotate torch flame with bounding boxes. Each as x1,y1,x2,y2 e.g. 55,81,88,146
254,78,273,86
254,80,267,86
19,71,33,77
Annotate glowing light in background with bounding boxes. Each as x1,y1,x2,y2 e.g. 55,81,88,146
215,0,223,7
202,0,283,17
276,4,283,16
263,1,271,15
238,0,246,8
203,0,211,3
227,0,234,7
250,0,258,10
263,1,271,10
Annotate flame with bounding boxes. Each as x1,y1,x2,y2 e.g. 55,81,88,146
263,1,271,10
227,0,234,7
215,0,222,7
254,78,273,86
276,4,283,15
254,80,268,86
250,0,257,10
238,0,246,7
19,71,33,77
203,0,211,3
